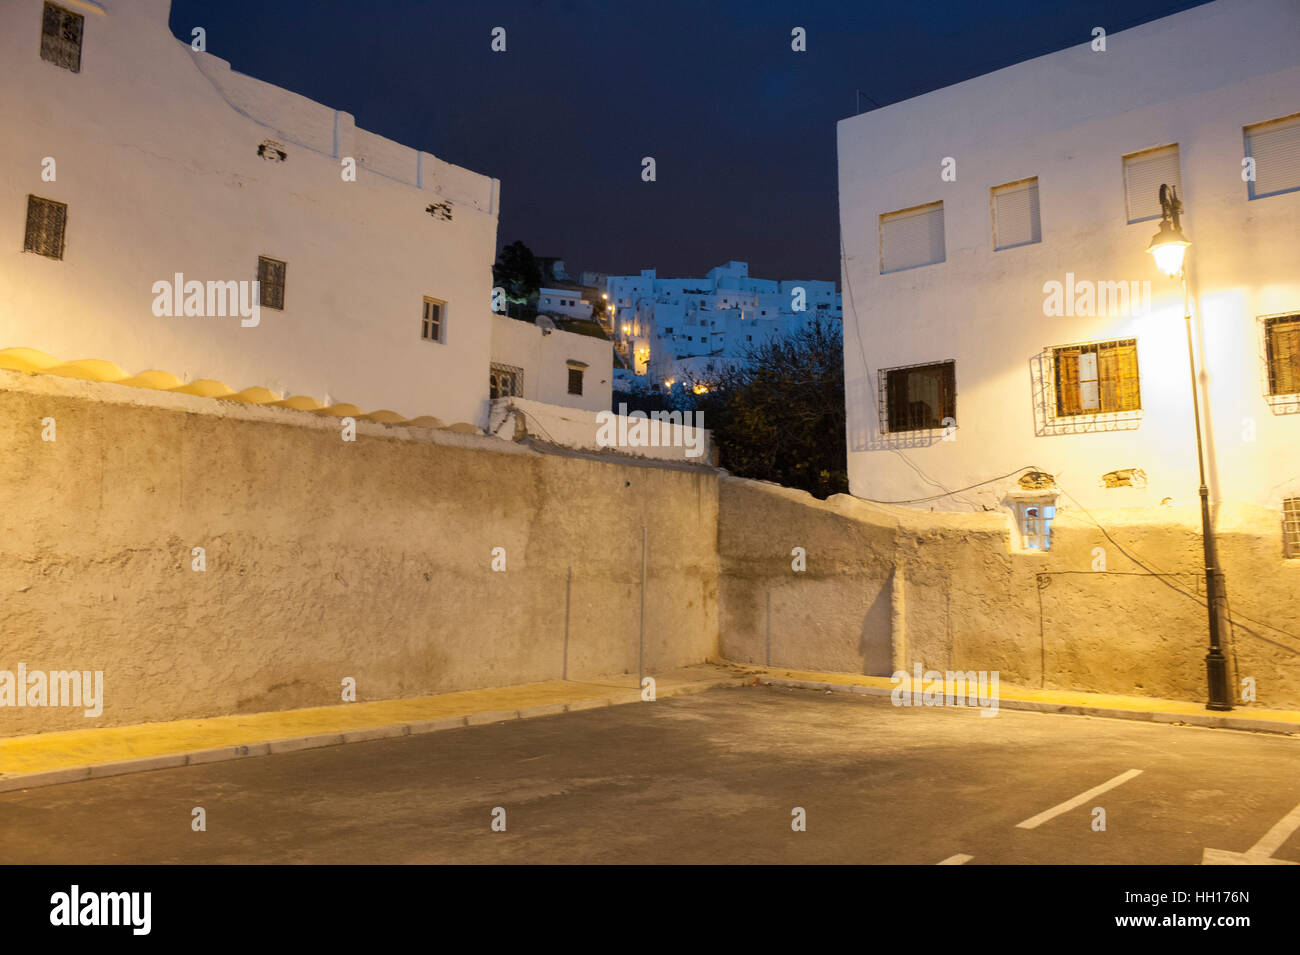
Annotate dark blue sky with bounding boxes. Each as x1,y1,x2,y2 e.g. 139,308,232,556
169,0,1209,282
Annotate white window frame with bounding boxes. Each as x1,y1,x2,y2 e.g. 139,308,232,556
879,201,945,274
990,177,1041,251
1245,112,1300,201
421,296,446,344
1122,144,1181,224
1010,493,1057,553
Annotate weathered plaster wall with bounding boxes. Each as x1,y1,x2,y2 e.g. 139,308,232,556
4,373,1296,738
0,373,719,735
487,396,714,464
719,477,1300,709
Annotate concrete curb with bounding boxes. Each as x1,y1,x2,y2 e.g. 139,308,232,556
758,678,1300,736
0,678,746,795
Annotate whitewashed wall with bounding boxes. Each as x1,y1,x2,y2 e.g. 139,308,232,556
489,315,612,413
0,0,500,426
838,0,1300,514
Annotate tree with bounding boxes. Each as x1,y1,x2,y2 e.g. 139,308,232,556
492,240,542,316
686,320,847,498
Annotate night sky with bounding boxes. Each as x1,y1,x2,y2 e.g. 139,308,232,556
169,0,1210,283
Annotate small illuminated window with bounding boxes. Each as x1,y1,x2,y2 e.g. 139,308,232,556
1018,501,1056,551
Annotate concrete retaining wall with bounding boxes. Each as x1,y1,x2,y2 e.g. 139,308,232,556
0,372,718,735
3,371,1297,737
718,477,1300,709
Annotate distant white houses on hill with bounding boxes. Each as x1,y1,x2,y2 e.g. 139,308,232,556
605,261,841,387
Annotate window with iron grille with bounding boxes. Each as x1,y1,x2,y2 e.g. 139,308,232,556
24,195,67,259
1052,339,1141,416
421,297,444,343
567,367,584,396
257,256,286,310
40,3,84,73
1265,315,1300,396
883,360,955,432
489,363,522,399
1284,498,1300,558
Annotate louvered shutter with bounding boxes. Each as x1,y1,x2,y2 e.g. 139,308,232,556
880,203,945,273
992,179,1041,250
1269,319,1300,395
1115,340,1141,411
939,363,956,424
1246,114,1300,199
1055,348,1082,416
1097,345,1121,412
1123,146,1181,223
24,195,66,259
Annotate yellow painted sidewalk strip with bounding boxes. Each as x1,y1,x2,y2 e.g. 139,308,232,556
744,666,1300,725
0,667,737,778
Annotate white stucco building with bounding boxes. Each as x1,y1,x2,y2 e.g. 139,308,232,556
1,0,613,433
838,0,1300,556
536,287,594,322
489,314,610,412
606,261,840,386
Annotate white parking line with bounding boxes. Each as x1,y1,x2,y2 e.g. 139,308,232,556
1202,796,1300,865
1015,769,1143,830
937,853,973,865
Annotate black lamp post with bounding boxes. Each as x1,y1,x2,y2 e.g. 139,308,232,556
1145,183,1233,711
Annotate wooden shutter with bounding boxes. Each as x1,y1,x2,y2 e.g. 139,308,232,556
24,195,67,259
1246,113,1300,200
939,362,956,424
1114,340,1141,411
992,179,1041,250
880,203,945,273
1097,345,1121,412
886,369,907,431
40,3,83,73
1054,347,1082,416
1123,146,1180,223
1269,318,1300,395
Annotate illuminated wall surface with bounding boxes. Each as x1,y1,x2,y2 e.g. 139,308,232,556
837,0,1300,520
0,0,502,429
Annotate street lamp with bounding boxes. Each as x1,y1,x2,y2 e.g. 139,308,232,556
1145,185,1191,277
1145,183,1232,711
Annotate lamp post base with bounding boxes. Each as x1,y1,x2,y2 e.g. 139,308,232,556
1206,650,1233,711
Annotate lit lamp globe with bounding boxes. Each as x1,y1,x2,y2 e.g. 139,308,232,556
1146,219,1190,277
